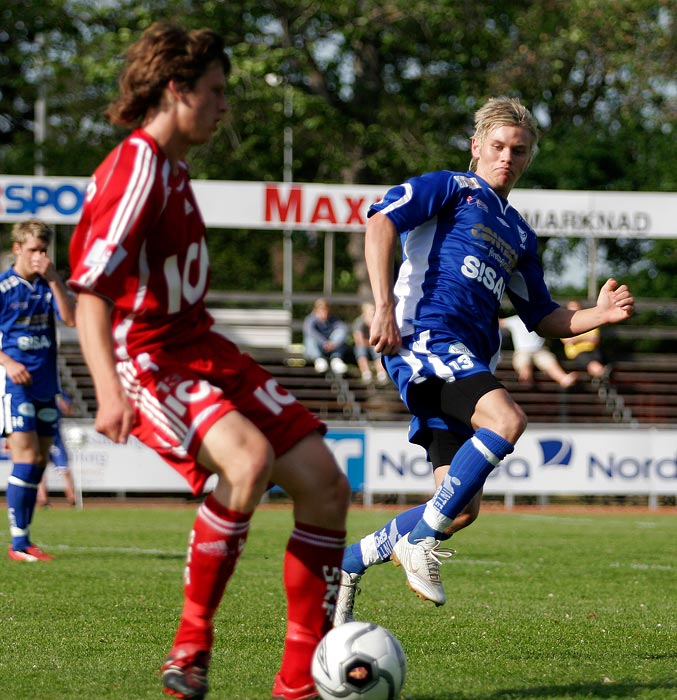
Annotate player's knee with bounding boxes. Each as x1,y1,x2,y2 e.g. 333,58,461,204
239,443,275,490
511,405,528,439
211,437,274,494
293,451,350,524
314,467,351,525
481,404,527,444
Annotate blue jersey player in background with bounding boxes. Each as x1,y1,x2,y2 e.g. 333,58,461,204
37,391,77,509
1,219,76,562
335,97,635,623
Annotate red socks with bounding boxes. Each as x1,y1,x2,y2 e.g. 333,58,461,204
172,494,251,652
172,498,346,691
278,522,346,688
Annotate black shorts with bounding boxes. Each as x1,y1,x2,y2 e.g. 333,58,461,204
417,428,467,468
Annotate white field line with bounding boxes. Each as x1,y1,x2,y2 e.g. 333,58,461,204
46,543,185,557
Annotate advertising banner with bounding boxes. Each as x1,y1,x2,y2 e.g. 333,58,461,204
1,424,674,504
1,176,674,238
364,425,677,502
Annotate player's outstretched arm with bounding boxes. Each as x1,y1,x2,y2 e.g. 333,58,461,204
538,278,635,339
594,278,635,322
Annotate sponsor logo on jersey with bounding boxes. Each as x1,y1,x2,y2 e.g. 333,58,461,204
466,195,488,212
454,176,481,189
460,255,506,301
470,223,518,269
83,239,128,273
15,313,50,329
517,225,529,248
17,334,52,351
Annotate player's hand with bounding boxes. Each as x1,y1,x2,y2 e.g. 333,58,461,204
95,390,135,444
596,278,635,323
32,252,57,281
5,359,31,385
370,307,402,355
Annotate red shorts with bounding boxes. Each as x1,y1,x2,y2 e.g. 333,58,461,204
117,332,325,495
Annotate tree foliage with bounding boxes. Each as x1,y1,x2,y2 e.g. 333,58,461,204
1,0,675,296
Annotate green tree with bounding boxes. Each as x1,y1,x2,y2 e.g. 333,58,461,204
2,1,674,298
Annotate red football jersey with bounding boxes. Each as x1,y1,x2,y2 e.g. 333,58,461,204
69,129,214,360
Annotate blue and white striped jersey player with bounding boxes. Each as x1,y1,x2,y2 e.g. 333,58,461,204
1,219,76,562
335,97,635,621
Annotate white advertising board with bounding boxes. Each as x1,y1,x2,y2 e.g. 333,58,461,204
1,176,675,238
365,425,677,502
0,424,674,506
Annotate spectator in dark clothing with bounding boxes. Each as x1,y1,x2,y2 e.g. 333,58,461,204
303,298,348,375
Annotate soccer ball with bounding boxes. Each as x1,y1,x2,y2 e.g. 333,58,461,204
312,621,406,700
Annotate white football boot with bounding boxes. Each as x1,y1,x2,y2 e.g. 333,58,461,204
392,535,454,606
334,570,362,626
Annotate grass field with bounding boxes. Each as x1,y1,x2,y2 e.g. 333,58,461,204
0,503,675,700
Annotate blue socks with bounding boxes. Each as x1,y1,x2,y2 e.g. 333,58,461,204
340,429,515,573
408,429,514,542
6,462,44,551
342,504,428,574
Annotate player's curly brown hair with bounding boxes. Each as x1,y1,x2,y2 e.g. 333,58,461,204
105,21,231,126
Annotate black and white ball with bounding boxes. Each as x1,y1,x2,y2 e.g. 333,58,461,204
312,621,406,700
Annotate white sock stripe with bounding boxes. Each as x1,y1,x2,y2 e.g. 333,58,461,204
197,503,250,537
7,476,39,489
470,435,501,466
291,527,346,549
10,526,28,537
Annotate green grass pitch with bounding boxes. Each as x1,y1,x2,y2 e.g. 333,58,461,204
1,504,675,699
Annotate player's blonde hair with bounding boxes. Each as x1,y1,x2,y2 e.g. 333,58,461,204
106,21,230,126
11,218,54,245
469,97,540,171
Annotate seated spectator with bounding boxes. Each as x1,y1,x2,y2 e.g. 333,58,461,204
352,303,389,384
561,300,610,381
500,315,578,389
303,298,349,375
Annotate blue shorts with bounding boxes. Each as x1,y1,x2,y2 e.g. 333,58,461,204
1,387,59,437
383,331,499,447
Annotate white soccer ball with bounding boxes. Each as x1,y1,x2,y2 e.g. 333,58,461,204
312,621,406,700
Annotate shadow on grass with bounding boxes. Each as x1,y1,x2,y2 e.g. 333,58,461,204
405,679,677,700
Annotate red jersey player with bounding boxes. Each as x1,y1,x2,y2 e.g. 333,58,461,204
68,22,349,700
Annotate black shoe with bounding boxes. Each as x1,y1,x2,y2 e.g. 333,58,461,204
162,648,210,699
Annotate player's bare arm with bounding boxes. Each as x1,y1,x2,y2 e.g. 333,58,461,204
365,212,401,355
537,278,635,338
35,255,77,327
75,292,134,444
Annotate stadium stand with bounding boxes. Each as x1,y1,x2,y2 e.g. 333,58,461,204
57,314,677,427
606,354,677,425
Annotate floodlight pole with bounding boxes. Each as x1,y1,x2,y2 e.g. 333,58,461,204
282,85,294,312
